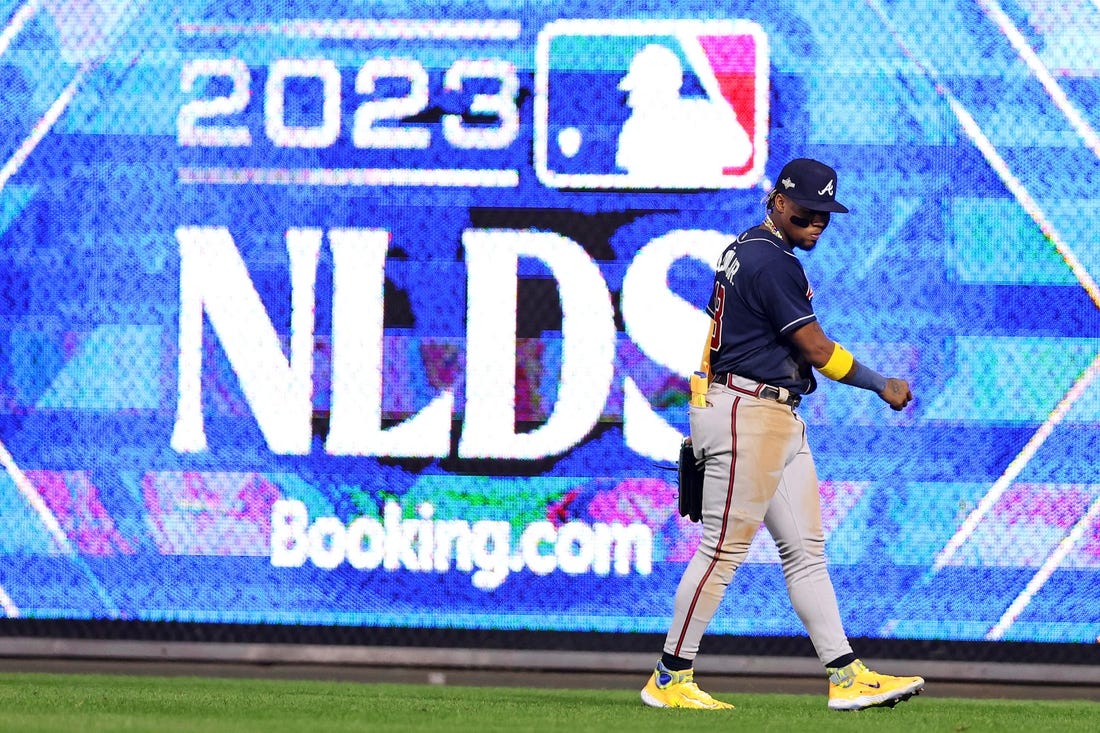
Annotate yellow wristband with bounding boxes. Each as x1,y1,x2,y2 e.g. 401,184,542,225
819,343,855,380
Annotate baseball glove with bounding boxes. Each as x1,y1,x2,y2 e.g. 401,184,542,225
677,437,703,522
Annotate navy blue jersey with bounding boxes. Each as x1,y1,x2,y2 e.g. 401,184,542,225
706,226,819,394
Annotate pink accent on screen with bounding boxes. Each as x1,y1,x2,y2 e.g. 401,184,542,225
997,484,1090,529
698,35,757,74
547,489,580,527
818,480,867,530
516,339,546,422
142,471,281,555
666,515,705,562
27,470,134,555
421,339,463,390
1080,517,1100,564
586,477,677,526
699,35,759,177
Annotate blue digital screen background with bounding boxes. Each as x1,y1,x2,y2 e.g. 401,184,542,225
0,0,1098,647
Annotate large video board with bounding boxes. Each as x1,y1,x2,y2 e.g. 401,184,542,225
0,0,1098,645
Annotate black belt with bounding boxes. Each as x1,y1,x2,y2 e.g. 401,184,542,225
713,373,802,408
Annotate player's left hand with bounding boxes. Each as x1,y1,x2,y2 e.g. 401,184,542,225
880,378,912,411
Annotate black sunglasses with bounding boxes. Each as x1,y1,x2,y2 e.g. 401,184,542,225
789,210,830,228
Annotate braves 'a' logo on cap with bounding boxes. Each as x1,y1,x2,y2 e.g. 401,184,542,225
817,179,835,196
535,19,770,190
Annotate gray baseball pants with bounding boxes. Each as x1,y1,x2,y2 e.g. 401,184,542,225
665,376,854,665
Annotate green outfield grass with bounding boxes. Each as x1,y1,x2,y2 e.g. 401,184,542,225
1,672,1098,733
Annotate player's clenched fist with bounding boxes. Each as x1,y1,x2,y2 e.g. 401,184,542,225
879,378,912,411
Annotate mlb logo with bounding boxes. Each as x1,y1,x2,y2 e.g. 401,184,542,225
534,19,769,190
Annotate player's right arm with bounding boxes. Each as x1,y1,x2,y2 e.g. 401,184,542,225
787,321,912,411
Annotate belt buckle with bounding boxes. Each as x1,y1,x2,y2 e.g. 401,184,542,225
769,384,799,408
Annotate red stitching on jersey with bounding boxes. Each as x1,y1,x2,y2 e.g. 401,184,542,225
673,395,740,657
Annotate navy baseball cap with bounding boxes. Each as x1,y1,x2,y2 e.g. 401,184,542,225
774,158,849,213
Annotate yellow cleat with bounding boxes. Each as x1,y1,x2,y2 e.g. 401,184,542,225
640,661,735,710
827,659,925,711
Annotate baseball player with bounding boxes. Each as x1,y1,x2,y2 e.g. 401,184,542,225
616,44,751,183
641,158,925,711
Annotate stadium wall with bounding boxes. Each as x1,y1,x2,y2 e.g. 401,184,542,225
0,1,1098,680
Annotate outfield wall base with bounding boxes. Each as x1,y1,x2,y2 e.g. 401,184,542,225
2,637,1099,687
